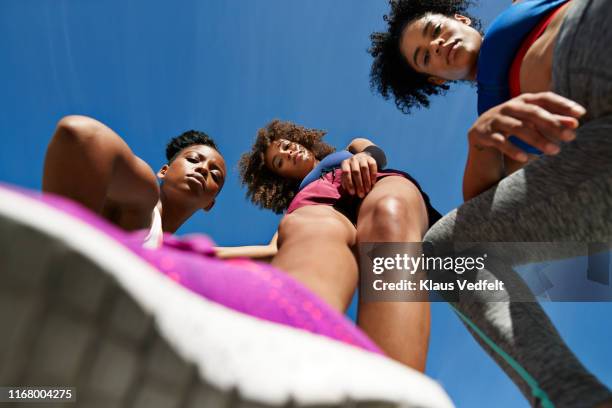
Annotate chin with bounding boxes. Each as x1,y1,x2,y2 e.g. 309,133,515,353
454,57,476,79
305,160,316,172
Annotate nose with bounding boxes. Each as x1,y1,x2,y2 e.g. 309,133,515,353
430,38,443,56
195,162,209,179
283,143,297,157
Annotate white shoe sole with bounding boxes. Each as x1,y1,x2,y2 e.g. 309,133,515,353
0,186,454,408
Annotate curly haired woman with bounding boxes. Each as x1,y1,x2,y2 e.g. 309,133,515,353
369,0,585,193
370,0,612,406
221,119,441,372
370,0,570,114
368,0,612,191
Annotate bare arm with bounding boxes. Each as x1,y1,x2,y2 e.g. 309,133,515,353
214,232,278,261
463,145,536,201
462,143,504,201
43,115,159,230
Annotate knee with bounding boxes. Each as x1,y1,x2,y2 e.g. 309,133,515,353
54,115,103,144
367,196,413,239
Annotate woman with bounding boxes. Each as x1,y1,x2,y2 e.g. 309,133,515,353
368,0,612,404
370,0,571,116
370,0,584,198
43,115,226,248
230,119,441,371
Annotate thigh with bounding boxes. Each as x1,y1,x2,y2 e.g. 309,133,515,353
426,120,612,251
277,204,356,247
553,0,612,120
274,205,358,311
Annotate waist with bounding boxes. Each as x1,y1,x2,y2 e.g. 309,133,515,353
511,1,574,96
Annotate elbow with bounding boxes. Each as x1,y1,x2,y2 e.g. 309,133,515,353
350,137,371,144
54,115,105,145
347,138,374,153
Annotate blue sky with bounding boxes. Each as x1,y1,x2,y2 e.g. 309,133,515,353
1,1,610,406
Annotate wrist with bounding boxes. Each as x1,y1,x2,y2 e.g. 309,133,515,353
363,145,387,169
467,130,483,149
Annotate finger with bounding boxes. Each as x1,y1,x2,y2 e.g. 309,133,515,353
504,104,574,147
341,160,354,195
488,132,529,162
495,116,560,155
555,115,579,129
521,92,586,118
359,158,371,193
551,114,578,142
368,159,378,189
350,159,364,197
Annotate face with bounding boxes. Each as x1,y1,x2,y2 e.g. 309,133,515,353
158,144,226,211
264,138,316,180
399,13,482,82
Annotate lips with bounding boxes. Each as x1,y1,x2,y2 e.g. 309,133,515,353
186,173,206,191
446,39,460,64
291,149,302,163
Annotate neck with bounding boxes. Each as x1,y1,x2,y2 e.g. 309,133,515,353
468,61,478,81
295,159,320,183
158,191,200,234
468,46,481,81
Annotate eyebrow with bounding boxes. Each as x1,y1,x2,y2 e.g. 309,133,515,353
413,20,432,68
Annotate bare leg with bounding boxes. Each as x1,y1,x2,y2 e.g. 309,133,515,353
356,176,430,372
273,205,357,312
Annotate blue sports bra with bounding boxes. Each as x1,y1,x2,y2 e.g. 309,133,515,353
477,0,569,154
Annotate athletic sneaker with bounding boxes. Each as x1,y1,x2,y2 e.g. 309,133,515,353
0,184,454,408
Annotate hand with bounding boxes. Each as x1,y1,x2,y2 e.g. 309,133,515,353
341,152,378,197
468,92,586,162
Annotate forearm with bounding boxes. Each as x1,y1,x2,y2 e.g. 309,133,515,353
214,244,277,260
462,143,504,201
215,232,278,260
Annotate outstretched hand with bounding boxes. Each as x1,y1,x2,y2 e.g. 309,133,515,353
341,152,378,197
468,92,586,162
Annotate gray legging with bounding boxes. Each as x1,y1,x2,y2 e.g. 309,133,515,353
423,0,612,406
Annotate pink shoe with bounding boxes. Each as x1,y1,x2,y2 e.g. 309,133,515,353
0,184,453,408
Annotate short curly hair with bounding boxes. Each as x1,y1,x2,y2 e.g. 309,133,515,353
239,120,335,214
166,130,219,162
369,0,481,113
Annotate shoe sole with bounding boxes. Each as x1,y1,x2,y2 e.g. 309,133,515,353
0,186,454,408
